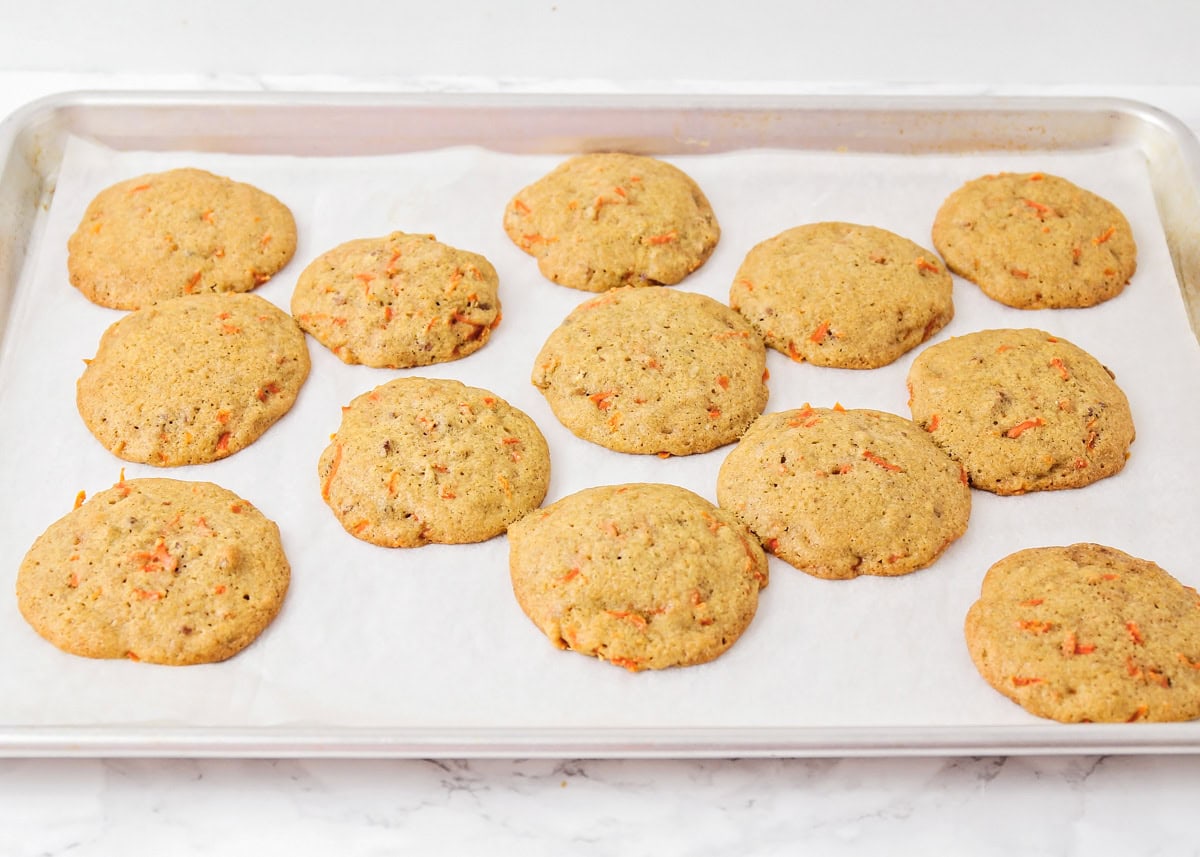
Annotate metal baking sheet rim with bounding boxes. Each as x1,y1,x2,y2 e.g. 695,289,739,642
2,90,1200,759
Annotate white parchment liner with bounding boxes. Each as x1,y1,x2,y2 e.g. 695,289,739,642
1,134,1197,733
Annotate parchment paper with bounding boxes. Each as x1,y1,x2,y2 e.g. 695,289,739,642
1,133,1197,735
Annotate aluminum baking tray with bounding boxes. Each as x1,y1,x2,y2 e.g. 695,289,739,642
1,91,1199,758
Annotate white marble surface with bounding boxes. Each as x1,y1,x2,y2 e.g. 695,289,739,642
5,2,1200,852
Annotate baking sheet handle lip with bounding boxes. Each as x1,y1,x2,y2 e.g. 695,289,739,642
2,86,1193,127
0,723,1196,759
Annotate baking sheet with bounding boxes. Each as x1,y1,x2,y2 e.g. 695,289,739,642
1,94,1200,756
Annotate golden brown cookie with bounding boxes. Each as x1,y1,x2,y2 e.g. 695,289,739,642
291,231,501,368
965,543,1200,723
532,287,769,455
318,377,550,547
717,406,970,580
507,483,768,672
931,171,1136,309
16,477,290,665
730,222,954,369
503,152,720,291
906,328,1135,494
77,293,310,466
68,167,297,310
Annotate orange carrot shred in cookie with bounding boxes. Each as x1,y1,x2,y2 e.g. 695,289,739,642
588,390,616,410
1005,418,1045,439
861,450,903,472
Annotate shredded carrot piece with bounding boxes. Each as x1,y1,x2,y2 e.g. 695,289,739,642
707,407,721,420
610,656,644,672
1127,621,1145,645
1023,198,1051,218
711,330,750,341
215,432,231,454
214,584,227,595
129,183,151,193
1020,598,1044,607
68,571,80,588
1005,417,1044,439
657,451,672,459
513,199,531,214
256,381,281,402
521,233,558,247
832,402,845,412
1010,268,1030,279
352,520,370,534
1028,173,1044,181
605,610,648,629
785,340,804,362
73,490,87,510
716,375,730,389
559,567,584,583
1126,705,1149,722
644,231,677,245
321,442,343,501
1093,226,1116,245
1018,620,1053,634
133,588,164,601
861,450,903,472
915,256,941,273
185,271,202,293
810,320,831,344
926,413,940,432
589,390,616,410
764,538,779,554
1050,357,1069,380
201,209,214,224
1012,676,1043,687
230,503,243,514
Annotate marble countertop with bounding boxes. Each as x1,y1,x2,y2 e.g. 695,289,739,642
4,4,1200,847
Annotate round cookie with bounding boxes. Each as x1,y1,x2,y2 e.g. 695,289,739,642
16,477,290,665
931,171,1136,309
532,287,769,456
77,293,310,466
291,232,501,368
717,406,970,580
68,167,297,310
906,328,1135,494
503,152,720,292
318,377,550,547
507,483,768,672
730,222,954,369
964,543,1200,723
